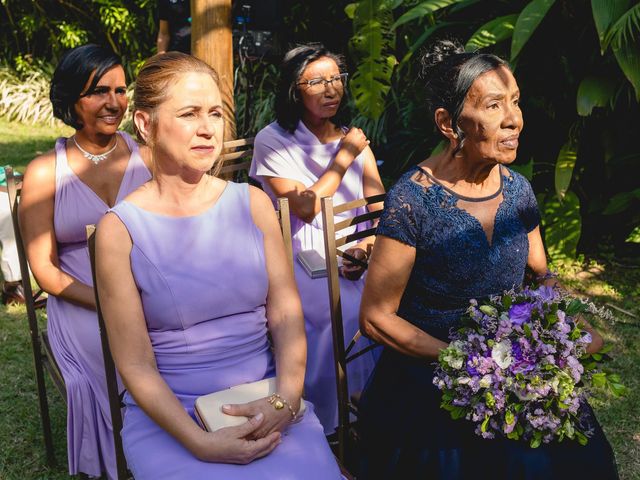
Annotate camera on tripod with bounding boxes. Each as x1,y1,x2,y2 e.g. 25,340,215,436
232,3,279,60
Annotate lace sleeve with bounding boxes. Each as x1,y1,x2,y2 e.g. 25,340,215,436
519,176,541,233
376,183,419,248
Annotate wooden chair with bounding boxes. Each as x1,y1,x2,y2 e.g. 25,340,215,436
4,166,62,466
217,137,255,182
83,197,292,480
320,193,386,466
86,225,130,479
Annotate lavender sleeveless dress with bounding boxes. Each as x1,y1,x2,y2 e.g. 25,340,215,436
109,182,341,479
47,132,151,479
251,121,379,434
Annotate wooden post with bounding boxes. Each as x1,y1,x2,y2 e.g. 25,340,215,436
191,0,236,141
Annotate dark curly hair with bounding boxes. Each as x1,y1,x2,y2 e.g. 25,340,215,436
275,43,350,133
420,39,509,154
50,44,122,130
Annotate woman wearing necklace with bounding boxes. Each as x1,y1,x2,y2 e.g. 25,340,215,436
19,44,151,479
357,40,617,479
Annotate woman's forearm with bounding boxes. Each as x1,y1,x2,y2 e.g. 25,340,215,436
121,364,206,455
34,263,96,309
269,316,306,412
361,312,448,360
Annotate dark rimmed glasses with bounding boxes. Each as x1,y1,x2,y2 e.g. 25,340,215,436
297,73,348,94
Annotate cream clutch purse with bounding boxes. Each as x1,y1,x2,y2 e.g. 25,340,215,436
194,377,306,432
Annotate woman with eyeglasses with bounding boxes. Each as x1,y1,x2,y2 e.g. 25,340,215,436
250,43,385,435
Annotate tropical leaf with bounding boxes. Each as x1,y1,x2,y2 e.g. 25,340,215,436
465,14,518,51
606,3,640,50
576,76,617,116
603,188,640,215
393,0,464,29
542,191,582,260
349,0,398,119
606,4,640,99
554,140,578,200
511,0,556,61
590,0,630,52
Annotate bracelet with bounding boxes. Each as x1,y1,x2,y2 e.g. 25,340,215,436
267,393,298,421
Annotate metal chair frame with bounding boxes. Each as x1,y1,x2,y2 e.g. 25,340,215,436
4,165,63,466
321,193,386,466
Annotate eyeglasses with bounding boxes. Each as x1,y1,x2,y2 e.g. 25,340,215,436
297,73,348,93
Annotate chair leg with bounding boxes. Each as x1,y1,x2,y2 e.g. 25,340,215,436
30,334,56,466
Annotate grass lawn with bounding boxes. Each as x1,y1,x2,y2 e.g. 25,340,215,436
0,117,638,478
0,117,72,172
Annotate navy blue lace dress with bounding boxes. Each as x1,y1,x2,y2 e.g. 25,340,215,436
358,166,618,480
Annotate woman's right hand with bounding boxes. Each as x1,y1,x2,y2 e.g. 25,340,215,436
339,127,370,160
193,413,282,464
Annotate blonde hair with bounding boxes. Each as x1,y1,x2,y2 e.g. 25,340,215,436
133,52,223,173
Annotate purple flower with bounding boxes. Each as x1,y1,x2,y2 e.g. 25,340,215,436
509,302,534,325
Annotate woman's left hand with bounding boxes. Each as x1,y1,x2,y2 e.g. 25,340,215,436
340,247,368,281
222,397,294,440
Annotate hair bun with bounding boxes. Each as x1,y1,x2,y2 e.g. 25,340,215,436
420,39,465,78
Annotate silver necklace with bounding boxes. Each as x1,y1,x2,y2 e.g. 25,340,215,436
72,135,118,165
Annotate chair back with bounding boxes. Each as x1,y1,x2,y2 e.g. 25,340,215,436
86,225,130,479
4,165,61,465
275,197,293,274
217,137,255,182
320,193,385,465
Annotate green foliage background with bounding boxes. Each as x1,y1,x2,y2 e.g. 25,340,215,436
0,0,638,258
345,0,640,260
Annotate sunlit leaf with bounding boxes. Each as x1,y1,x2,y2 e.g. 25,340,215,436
542,191,581,260
511,0,556,60
465,14,517,51
554,140,578,200
349,0,398,119
576,76,617,115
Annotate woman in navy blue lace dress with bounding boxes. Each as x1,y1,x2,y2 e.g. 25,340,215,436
357,40,618,480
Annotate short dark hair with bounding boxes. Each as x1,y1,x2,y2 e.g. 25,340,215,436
50,44,123,130
275,43,349,133
420,39,509,154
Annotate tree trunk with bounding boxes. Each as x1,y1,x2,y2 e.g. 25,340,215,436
191,0,236,141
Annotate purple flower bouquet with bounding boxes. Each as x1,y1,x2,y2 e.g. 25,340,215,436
433,286,624,448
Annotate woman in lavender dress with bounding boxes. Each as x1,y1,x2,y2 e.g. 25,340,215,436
95,52,341,479
20,44,151,479
250,44,385,434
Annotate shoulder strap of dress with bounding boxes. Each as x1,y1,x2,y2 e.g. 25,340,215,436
54,137,71,180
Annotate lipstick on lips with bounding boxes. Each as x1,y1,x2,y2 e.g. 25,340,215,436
500,135,519,149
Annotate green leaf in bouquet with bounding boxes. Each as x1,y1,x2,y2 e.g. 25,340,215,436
545,312,558,327
569,327,582,341
479,305,498,317
451,406,467,420
599,343,613,355
514,404,524,413
506,430,520,440
505,410,515,426
502,295,512,309
591,353,603,361
565,299,586,316
575,430,588,446
481,415,490,433
530,432,543,449
591,372,607,388
609,382,627,397
523,323,533,339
